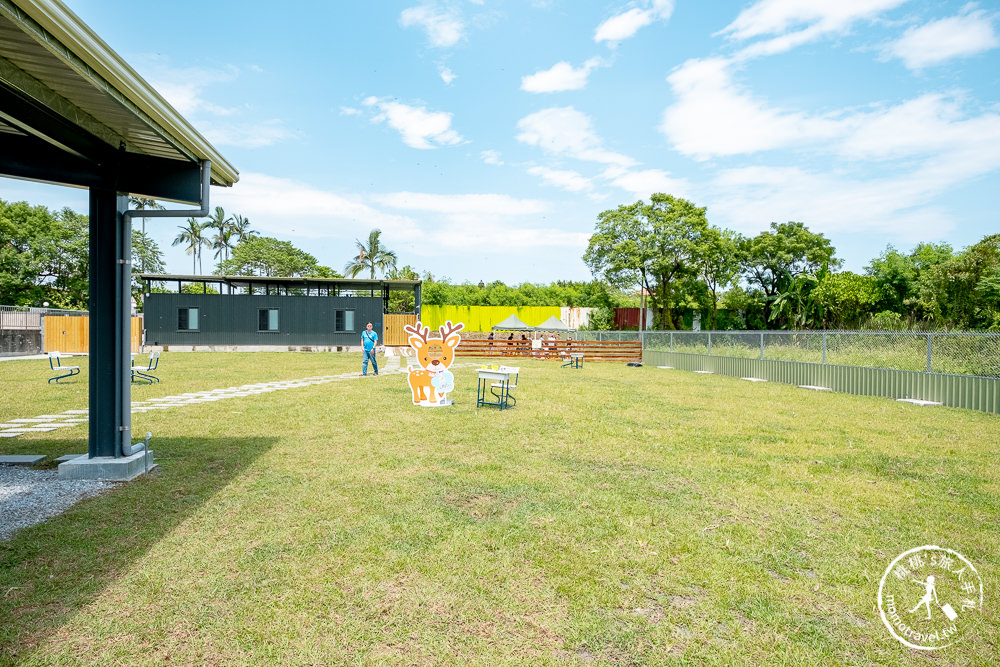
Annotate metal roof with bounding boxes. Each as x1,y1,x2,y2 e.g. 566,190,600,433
0,0,237,188
139,274,422,292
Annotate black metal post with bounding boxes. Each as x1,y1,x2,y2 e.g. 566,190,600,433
88,188,130,458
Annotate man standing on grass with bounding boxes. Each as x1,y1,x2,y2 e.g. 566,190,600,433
362,321,379,376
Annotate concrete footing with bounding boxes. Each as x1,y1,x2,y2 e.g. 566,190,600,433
58,450,156,481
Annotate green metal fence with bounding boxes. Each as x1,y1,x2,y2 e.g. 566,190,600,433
640,330,1000,414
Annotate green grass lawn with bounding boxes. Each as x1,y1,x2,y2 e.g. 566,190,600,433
1,351,998,665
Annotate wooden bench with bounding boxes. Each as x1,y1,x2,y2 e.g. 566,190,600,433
48,351,80,384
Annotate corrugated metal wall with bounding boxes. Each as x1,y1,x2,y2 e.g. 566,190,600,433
644,350,1000,414
144,294,384,347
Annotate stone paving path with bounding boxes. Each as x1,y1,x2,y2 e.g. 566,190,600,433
0,361,474,440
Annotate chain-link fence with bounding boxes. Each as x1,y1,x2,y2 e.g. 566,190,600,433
640,330,1000,378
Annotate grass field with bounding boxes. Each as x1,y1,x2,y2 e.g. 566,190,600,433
1,351,998,665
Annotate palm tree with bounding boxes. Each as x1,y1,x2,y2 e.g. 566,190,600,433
230,214,257,243
343,229,398,279
205,206,234,266
128,196,164,237
172,218,209,274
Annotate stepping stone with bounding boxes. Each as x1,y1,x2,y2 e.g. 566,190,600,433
896,398,942,406
693,370,714,374
63,409,89,414
741,377,768,382
656,366,673,370
64,418,89,423
798,385,831,391
9,418,52,423
0,432,23,438
56,454,86,462
0,454,45,465
36,414,65,419
23,426,59,432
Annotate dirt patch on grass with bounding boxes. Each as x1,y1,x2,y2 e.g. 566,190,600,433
445,492,519,521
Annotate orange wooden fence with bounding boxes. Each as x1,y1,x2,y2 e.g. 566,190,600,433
43,316,142,354
384,313,418,346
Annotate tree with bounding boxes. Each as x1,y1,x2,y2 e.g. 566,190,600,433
0,200,89,307
343,229,398,279
229,213,255,242
813,271,881,328
584,194,709,329
204,206,234,267
387,265,420,312
698,226,741,329
215,236,320,277
127,195,164,245
172,218,210,274
131,230,165,304
741,221,840,325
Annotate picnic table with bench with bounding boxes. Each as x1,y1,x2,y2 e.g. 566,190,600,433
476,365,519,410
47,351,80,384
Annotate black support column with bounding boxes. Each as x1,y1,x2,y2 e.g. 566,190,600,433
88,188,131,458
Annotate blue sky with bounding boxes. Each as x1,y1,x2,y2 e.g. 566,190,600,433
3,0,999,284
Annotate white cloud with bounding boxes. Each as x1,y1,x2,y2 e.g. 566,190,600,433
439,66,457,84
379,192,546,216
364,97,463,149
706,165,955,239
213,173,418,242
516,106,636,167
400,4,465,48
885,6,999,69
521,57,605,93
594,1,674,44
603,168,689,200
721,0,908,58
377,192,585,253
480,149,504,165
339,106,362,116
660,58,843,159
527,166,592,192
139,60,240,117
197,120,296,149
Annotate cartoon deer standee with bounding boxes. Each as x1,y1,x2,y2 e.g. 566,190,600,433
404,320,463,405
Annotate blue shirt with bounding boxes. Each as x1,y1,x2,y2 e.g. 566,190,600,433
362,329,377,351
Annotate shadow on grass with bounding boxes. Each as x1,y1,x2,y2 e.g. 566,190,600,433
0,434,278,663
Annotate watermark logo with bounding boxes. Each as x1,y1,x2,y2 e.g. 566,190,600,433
878,545,983,650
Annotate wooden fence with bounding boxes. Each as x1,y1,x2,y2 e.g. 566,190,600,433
383,314,418,347
456,339,641,362
43,316,142,354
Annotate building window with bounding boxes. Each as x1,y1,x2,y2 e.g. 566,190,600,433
335,309,355,332
178,307,199,331
258,308,279,332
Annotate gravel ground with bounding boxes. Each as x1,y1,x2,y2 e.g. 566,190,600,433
0,465,116,541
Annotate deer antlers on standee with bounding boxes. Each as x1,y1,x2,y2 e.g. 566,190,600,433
438,320,464,340
404,323,430,342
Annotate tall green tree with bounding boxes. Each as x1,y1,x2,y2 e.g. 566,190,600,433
205,206,234,266
0,200,89,307
216,236,321,277
741,221,840,325
343,228,398,279
230,213,257,243
127,195,164,248
172,218,210,274
584,194,709,329
698,226,741,329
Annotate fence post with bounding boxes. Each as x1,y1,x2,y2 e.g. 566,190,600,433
926,334,932,373
760,332,764,360
670,332,674,352
707,332,712,356
822,332,827,365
